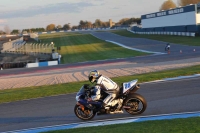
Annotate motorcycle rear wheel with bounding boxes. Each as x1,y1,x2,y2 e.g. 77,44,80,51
123,93,147,115
74,104,96,120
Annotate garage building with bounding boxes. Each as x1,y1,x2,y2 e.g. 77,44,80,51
132,3,200,35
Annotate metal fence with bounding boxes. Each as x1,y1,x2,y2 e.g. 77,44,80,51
1,41,54,55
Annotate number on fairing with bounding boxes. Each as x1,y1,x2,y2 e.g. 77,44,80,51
123,79,138,93
125,83,131,89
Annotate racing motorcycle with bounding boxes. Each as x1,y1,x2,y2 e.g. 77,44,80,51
74,79,147,120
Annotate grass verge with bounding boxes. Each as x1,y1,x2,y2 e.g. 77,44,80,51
0,65,200,104
110,30,200,46
38,32,149,64
44,117,200,133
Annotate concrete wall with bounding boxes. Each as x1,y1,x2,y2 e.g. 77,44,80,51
128,29,196,37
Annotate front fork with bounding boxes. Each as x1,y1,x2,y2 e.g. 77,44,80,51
77,102,85,111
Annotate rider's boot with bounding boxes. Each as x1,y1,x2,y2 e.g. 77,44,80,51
110,108,123,114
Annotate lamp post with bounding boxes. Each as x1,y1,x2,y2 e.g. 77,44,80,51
51,42,55,52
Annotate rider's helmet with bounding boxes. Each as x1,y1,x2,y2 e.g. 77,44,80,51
88,70,100,83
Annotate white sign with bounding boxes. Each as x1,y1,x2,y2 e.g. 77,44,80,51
168,8,184,15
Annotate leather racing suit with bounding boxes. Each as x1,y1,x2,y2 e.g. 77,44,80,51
90,75,120,107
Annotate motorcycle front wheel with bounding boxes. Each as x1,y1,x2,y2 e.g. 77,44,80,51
123,93,147,115
74,104,96,120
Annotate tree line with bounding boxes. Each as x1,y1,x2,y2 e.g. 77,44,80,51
7,17,141,34
160,0,200,11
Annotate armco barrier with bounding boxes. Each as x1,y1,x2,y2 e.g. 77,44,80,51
128,29,196,37
26,61,58,68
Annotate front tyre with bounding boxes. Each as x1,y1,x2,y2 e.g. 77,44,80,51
74,104,96,120
123,93,147,115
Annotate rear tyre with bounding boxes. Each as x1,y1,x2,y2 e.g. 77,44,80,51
74,104,96,120
123,93,147,115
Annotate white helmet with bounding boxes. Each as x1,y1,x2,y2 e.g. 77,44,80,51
88,70,100,83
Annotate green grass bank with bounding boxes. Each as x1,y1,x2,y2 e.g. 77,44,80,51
39,32,148,64
44,117,200,133
0,64,200,104
111,30,200,46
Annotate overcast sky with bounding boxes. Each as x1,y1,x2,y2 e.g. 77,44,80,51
0,0,177,30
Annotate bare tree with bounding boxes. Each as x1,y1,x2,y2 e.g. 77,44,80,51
78,20,92,28
56,25,62,30
11,29,20,34
85,21,92,28
63,23,71,30
4,25,11,34
159,0,177,11
178,0,200,6
0,30,5,35
72,25,78,30
93,19,103,27
118,18,130,25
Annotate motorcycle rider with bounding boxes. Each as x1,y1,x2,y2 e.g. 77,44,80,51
88,70,123,113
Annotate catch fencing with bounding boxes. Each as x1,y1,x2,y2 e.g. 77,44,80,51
1,41,54,55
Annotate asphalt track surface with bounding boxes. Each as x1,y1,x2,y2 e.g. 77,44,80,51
1,77,200,132
91,32,200,54
0,32,200,132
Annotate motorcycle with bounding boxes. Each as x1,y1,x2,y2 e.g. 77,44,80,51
74,79,147,120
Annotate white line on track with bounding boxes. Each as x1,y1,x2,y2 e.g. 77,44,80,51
90,33,165,55
142,74,200,84
3,111,200,133
105,40,165,55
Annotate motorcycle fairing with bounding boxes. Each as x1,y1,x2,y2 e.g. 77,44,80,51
123,79,138,93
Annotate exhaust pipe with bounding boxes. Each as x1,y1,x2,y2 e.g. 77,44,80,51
123,106,131,109
130,84,140,93
135,84,140,89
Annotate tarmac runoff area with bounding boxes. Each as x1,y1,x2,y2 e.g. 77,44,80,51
4,111,200,133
